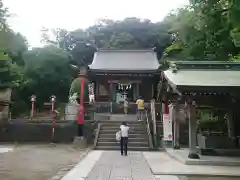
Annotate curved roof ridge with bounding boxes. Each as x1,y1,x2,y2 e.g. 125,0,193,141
97,48,156,52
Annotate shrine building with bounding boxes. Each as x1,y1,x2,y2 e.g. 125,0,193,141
89,49,160,112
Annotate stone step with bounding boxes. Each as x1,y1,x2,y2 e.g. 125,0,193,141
102,129,146,132
99,124,146,128
98,137,148,142
99,134,148,138
100,130,146,135
97,142,149,147
95,119,150,151
101,126,145,130
94,146,150,151
99,121,145,125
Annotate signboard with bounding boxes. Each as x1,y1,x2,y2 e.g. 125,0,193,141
163,113,172,141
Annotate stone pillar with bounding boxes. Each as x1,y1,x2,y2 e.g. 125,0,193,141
187,101,200,159
172,102,180,149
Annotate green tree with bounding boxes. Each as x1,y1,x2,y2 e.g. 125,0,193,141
22,45,73,105
164,1,240,61
0,1,28,90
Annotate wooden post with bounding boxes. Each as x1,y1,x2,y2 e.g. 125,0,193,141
187,100,200,159
109,82,113,113
151,83,154,98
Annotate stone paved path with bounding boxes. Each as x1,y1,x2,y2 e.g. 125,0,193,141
86,151,156,180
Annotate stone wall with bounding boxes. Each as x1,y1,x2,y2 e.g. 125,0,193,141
0,120,97,144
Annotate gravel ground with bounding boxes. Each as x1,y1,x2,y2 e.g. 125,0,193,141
0,144,87,180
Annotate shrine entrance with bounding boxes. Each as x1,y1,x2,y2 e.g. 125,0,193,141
115,82,133,103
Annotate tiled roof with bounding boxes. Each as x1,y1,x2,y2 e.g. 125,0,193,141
164,69,240,87
89,49,160,71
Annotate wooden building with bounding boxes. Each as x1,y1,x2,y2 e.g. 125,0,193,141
160,61,240,159
89,49,160,112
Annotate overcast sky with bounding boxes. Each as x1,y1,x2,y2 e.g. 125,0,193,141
4,0,189,47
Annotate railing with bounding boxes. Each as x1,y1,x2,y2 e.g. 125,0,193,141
145,109,153,149
93,123,101,149
95,101,153,114
95,102,111,113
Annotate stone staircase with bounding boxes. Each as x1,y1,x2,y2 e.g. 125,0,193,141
94,120,150,151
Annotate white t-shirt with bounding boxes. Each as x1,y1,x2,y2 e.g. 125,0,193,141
120,125,130,137
124,100,128,107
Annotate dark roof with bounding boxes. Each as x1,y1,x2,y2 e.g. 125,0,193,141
164,69,240,87
163,61,240,88
89,49,160,72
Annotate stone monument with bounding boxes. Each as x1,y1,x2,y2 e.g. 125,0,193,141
0,88,11,121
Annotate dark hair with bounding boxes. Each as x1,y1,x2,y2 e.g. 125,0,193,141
122,121,127,126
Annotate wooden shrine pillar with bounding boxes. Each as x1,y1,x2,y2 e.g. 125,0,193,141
136,83,140,98
226,112,234,138
109,82,113,113
187,100,200,159
109,82,113,101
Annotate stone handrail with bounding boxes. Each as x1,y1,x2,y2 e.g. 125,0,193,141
150,100,157,147
145,109,153,149
93,123,101,149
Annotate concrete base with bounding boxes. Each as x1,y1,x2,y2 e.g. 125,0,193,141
143,151,240,177
73,136,87,149
164,140,172,148
188,152,200,159
166,148,240,166
173,146,180,150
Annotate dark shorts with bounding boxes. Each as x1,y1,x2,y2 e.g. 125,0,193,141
137,109,144,117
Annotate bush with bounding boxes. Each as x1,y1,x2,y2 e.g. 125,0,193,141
69,77,89,102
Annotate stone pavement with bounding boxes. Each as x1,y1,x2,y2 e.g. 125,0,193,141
61,150,179,180
86,151,156,180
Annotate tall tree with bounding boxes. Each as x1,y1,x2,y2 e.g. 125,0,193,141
164,1,240,61
0,0,28,89
41,18,173,65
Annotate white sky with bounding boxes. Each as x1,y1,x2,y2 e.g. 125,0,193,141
4,0,189,47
